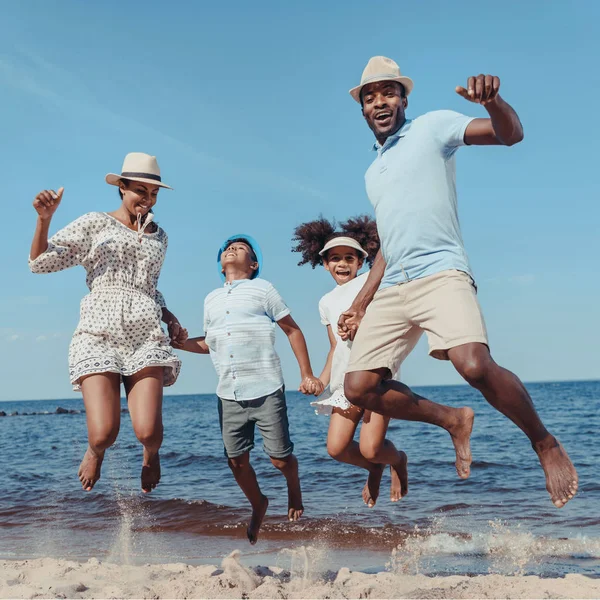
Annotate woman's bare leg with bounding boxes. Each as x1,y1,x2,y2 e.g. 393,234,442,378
124,366,164,493
79,372,121,491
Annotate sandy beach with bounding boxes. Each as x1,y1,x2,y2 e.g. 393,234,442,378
1,553,598,600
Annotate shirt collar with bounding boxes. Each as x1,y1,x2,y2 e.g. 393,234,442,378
224,278,251,289
372,118,413,152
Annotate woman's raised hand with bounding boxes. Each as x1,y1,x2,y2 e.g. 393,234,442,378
33,187,64,221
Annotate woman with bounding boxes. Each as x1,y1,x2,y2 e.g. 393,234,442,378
29,152,187,493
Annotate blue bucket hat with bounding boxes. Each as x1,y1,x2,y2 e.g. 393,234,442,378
217,234,263,281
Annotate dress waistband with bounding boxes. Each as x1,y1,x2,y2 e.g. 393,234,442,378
89,285,155,300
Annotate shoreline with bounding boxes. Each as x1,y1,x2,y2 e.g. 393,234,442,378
1,554,599,599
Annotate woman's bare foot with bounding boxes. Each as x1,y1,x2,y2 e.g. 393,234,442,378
247,495,269,545
362,463,384,508
446,407,474,479
141,451,161,493
78,446,104,491
390,451,408,502
287,477,304,521
535,435,578,508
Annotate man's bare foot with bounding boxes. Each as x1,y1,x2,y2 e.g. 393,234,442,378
247,495,269,545
446,407,474,479
362,463,384,508
287,477,304,522
78,446,104,491
535,435,578,508
390,451,408,502
141,451,161,493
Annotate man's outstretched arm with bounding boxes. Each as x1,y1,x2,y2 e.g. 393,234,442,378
338,250,386,341
456,74,524,146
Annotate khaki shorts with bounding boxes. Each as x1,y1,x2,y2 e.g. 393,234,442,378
347,270,488,375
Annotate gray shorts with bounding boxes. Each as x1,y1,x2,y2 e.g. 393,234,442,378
217,386,294,459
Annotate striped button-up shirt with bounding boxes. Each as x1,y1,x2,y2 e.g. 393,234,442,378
204,278,290,401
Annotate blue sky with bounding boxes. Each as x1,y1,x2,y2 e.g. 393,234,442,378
1,1,598,401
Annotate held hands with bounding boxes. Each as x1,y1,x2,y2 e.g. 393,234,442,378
168,320,189,349
337,306,365,342
33,187,64,221
456,74,500,106
299,375,324,397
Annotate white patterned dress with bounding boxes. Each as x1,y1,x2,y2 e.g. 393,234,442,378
29,212,181,391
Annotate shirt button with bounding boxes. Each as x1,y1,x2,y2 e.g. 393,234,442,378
230,354,233,358
232,375,236,380
226,311,230,314
227,332,231,336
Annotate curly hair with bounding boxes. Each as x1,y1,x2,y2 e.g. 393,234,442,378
292,214,379,268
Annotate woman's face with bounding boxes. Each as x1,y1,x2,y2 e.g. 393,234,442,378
323,245,364,285
120,180,159,216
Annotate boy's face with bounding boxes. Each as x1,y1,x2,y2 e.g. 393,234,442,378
221,241,259,279
323,245,364,285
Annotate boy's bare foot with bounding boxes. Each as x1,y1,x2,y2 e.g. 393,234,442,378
287,477,304,521
362,463,384,508
446,407,474,479
247,495,269,545
78,446,104,491
390,451,408,502
141,451,161,493
534,436,578,508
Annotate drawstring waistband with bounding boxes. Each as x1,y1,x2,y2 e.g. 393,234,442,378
136,212,154,242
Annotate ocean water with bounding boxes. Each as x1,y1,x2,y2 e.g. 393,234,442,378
0,381,598,577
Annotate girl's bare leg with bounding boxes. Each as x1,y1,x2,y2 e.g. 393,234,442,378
125,366,164,493
79,372,122,491
327,405,386,508
360,411,408,502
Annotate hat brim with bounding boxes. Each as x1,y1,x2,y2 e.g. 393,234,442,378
218,234,263,282
318,237,369,258
105,173,173,190
349,75,414,103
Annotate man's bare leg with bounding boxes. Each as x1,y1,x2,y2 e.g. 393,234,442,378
270,454,304,521
345,368,474,479
448,342,578,508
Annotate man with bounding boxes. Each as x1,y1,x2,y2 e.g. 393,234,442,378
339,56,578,508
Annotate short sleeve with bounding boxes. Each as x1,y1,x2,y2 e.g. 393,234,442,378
28,212,101,274
264,283,291,322
429,110,475,156
203,296,210,333
319,297,329,326
155,290,167,308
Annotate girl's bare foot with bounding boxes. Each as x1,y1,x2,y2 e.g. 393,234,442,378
141,451,161,493
447,407,475,479
390,451,408,502
78,446,104,491
362,463,384,508
247,495,269,545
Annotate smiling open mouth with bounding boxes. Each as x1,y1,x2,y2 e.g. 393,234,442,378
374,111,393,124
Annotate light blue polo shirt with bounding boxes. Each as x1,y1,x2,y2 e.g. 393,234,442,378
365,110,475,288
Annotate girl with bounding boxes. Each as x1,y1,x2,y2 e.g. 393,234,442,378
29,152,187,493
292,216,408,507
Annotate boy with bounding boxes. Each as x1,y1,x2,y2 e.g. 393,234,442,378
183,234,323,544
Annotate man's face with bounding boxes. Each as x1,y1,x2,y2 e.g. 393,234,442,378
361,81,407,142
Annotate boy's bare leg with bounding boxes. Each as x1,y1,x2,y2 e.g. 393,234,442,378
79,373,121,491
360,411,408,502
228,451,269,544
270,454,303,522
125,367,164,493
345,368,474,479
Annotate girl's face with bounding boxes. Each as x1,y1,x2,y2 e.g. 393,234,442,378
120,180,159,217
323,245,364,285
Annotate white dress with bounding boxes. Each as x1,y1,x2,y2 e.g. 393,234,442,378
29,212,181,391
311,274,368,415
312,273,400,415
